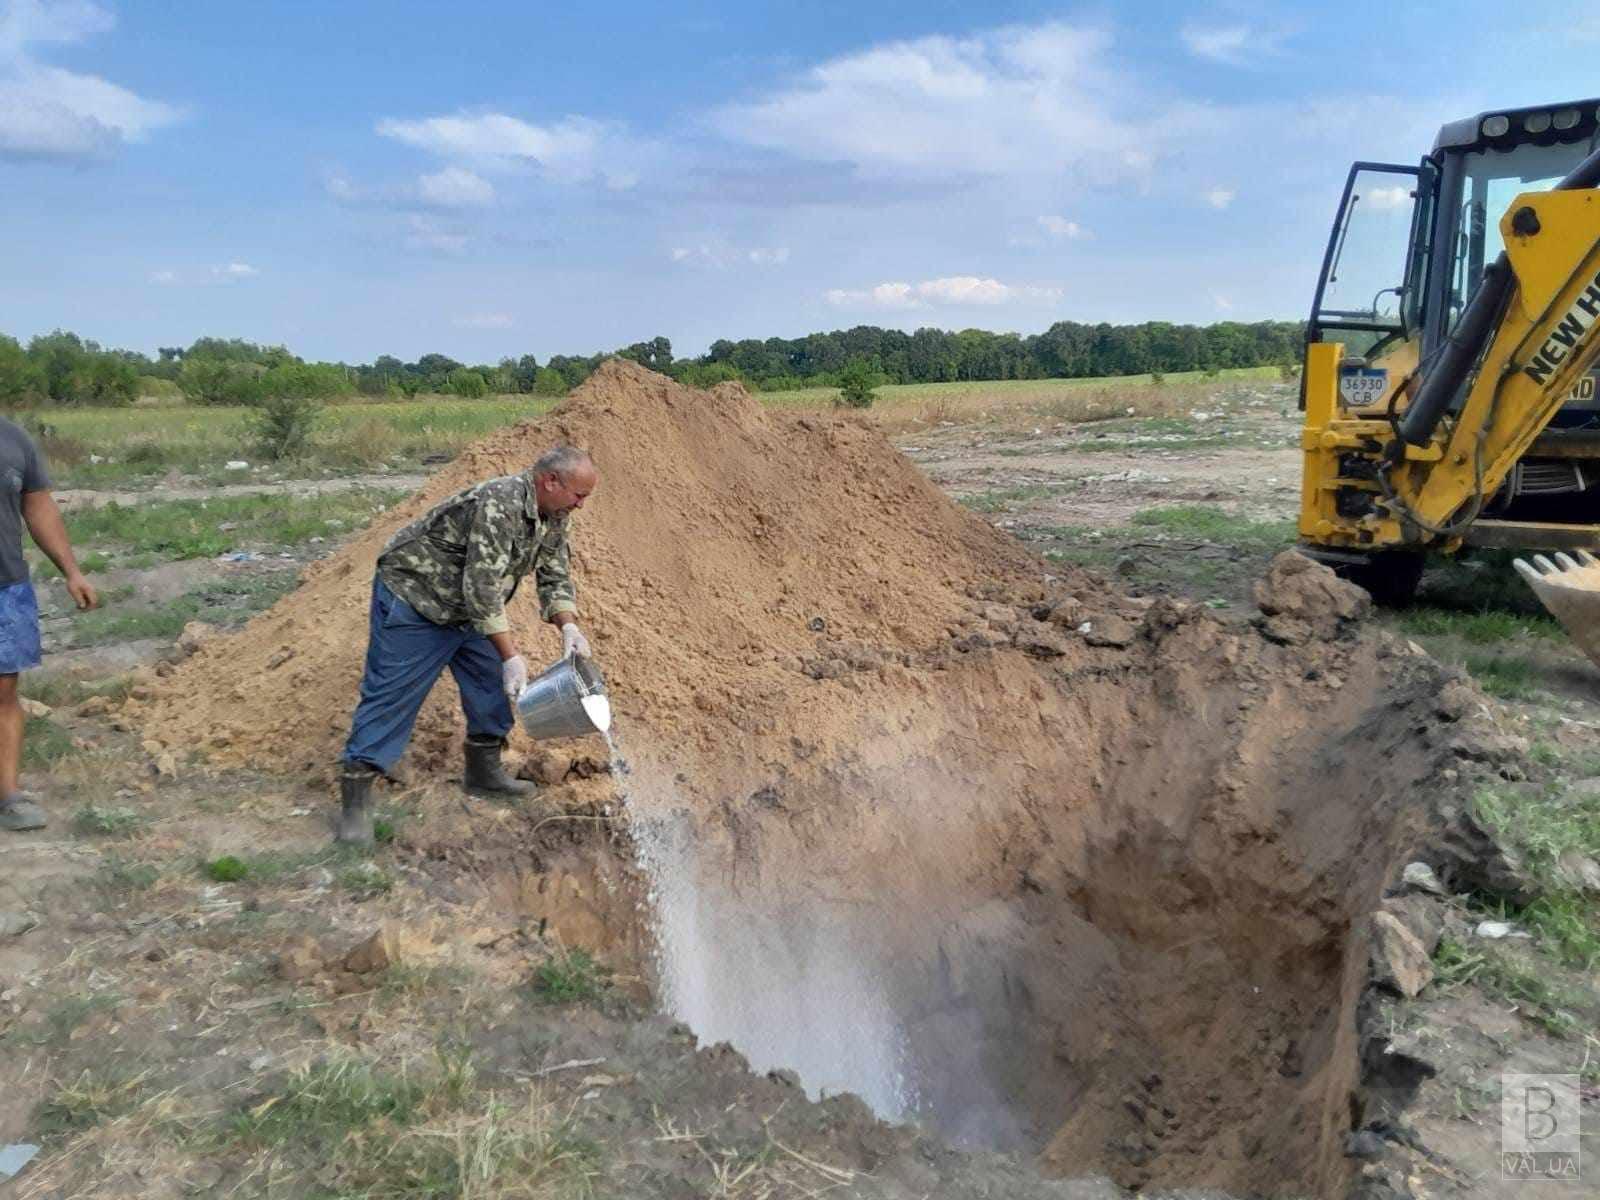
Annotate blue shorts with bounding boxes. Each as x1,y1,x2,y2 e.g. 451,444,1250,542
0,581,42,675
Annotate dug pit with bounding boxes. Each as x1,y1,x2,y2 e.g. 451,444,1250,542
133,360,1456,1197
615,602,1449,1197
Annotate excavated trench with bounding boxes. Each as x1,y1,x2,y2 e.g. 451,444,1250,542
507,609,1448,1199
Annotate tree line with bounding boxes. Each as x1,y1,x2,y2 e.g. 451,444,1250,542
0,319,1305,408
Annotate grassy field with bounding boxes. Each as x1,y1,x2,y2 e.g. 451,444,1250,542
34,397,549,488
757,366,1281,408
761,367,1283,432
18,368,1285,489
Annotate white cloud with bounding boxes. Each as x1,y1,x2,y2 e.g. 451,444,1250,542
1203,186,1235,210
403,213,468,255
1364,184,1413,211
1180,25,1285,66
148,268,177,285
376,110,640,188
713,23,1195,186
323,167,360,203
452,312,513,329
0,0,111,53
669,242,789,268
1210,291,1234,312
1038,215,1089,239
213,262,258,279
417,165,495,209
826,275,1060,309
0,1,182,161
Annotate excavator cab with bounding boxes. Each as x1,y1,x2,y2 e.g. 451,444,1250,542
1300,99,1600,605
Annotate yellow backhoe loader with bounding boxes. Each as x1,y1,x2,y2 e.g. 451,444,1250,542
1299,98,1600,661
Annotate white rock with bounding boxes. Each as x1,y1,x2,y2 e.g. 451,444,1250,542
1401,861,1446,896
225,460,249,470
1474,920,1531,940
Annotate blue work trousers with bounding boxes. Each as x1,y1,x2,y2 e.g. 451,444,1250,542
343,578,512,772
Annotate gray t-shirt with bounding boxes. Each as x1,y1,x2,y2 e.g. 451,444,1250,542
0,419,50,585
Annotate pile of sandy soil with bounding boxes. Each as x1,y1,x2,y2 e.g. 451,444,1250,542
133,359,1061,778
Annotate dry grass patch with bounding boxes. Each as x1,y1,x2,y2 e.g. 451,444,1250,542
218,1052,599,1198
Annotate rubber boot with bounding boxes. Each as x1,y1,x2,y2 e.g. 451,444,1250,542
463,736,536,799
0,793,47,832
336,767,376,846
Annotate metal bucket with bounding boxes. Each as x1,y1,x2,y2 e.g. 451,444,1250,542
515,655,610,740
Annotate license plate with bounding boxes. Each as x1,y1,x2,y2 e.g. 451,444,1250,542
1339,367,1388,407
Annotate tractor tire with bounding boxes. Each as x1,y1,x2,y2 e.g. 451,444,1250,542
1334,550,1426,607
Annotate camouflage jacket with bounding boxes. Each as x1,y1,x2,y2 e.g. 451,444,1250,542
376,473,577,636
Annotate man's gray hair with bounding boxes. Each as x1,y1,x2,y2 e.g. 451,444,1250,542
530,445,592,479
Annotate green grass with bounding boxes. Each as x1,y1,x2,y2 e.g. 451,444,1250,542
58,572,302,648
61,489,406,560
530,947,610,1005
1130,504,1295,551
339,860,395,897
1418,550,1547,616
33,1068,146,1137
192,845,377,889
1433,936,1584,1037
1470,778,1600,968
96,855,160,902
18,671,99,708
959,482,1084,513
1393,607,1565,644
204,855,248,882
1459,651,1542,700
1521,894,1600,970
21,715,77,768
218,1053,599,1197
65,596,202,647
226,1057,425,1150
73,804,143,838
98,854,159,897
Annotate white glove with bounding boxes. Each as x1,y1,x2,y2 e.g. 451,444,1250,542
560,623,592,659
501,654,529,702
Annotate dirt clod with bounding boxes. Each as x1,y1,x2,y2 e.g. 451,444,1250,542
1081,612,1136,647
1253,550,1371,644
342,927,396,974
275,936,325,982
1369,911,1434,998
176,620,219,656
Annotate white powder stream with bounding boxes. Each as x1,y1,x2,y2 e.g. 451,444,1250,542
603,722,919,1121
580,693,611,733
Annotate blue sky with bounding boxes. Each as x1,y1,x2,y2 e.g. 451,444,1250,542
1,0,1596,363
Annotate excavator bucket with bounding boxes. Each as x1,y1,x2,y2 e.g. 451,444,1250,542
1513,551,1600,670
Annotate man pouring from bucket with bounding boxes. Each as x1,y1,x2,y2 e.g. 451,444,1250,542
336,444,598,845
